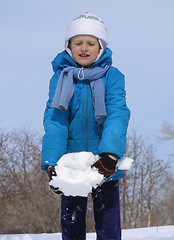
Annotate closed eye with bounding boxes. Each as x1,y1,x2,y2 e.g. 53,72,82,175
88,42,96,46
75,42,82,46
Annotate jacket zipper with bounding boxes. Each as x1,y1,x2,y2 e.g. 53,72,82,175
85,81,89,151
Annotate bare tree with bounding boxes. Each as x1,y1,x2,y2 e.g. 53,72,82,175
158,121,174,141
152,121,174,226
120,130,169,229
0,127,61,234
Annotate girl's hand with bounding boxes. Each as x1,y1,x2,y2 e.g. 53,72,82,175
47,166,63,195
91,154,117,178
47,166,57,181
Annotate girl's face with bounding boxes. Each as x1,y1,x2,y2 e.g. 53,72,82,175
70,35,100,67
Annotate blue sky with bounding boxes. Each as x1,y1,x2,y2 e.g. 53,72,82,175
0,0,174,158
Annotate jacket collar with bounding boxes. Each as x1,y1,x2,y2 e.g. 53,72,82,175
51,48,112,73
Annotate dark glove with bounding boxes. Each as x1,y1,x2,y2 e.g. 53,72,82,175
47,166,57,181
49,185,63,195
47,166,63,195
91,154,117,178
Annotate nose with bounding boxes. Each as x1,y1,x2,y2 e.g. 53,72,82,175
81,42,88,52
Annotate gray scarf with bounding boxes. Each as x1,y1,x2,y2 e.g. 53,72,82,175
51,64,110,124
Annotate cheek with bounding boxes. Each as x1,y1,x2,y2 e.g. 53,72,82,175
92,48,100,58
93,45,100,54
70,46,75,54
70,47,79,59
70,44,77,53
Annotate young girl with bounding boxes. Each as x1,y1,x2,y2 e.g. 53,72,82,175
41,12,130,240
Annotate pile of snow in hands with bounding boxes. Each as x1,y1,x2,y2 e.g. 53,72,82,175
50,152,133,197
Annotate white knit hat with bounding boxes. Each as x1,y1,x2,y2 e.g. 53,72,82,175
65,12,108,61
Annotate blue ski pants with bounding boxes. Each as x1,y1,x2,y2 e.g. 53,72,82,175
61,180,121,240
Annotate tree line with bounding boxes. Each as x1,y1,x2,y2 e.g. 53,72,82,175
0,124,173,234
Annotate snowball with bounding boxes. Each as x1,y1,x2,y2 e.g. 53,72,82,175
117,156,134,170
49,152,133,197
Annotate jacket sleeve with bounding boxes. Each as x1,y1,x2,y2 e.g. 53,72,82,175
98,67,130,159
41,70,70,171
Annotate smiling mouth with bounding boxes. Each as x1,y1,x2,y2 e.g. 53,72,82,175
79,53,90,58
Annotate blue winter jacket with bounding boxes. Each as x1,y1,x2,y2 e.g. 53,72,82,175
41,48,130,181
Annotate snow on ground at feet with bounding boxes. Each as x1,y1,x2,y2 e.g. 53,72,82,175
122,225,174,240
1,226,174,240
49,151,133,197
0,234,96,240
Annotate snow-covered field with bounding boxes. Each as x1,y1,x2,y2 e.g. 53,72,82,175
0,226,174,240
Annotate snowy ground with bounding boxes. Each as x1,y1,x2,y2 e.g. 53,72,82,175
0,226,174,240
